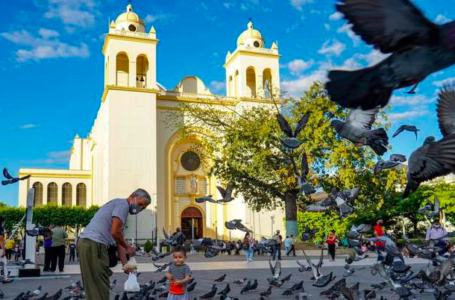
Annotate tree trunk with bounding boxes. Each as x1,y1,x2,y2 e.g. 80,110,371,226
284,193,298,237
413,219,418,237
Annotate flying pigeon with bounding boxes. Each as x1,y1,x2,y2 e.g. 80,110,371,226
326,0,455,110
331,108,389,156
437,85,455,136
404,135,455,198
195,195,217,204
374,154,406,174
292,152,316,195
151,248,173,262
277,112,310,149
301,226,318,241
418,196,440,218
215,183,234,204
393,125,420,140
269,260,282,280
2,168,31,186
153,262,172,273
224,219,251,232
307,187,360,219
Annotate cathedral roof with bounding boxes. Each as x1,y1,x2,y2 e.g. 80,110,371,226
236,20,264,48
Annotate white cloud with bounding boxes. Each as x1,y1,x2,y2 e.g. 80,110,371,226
281,62,331,97
337,23,361,46
290,0,313,11
435,14,451,24
387,109,429,122
43,0,97,29
223,1,235,9
285,59,314,75
210,80,226,93
19,124,39,129
355,49,389,66
1,30,90,62
433,77,455,87
318,39,346,56
38,28,59,39
30,150,71,164
324,23,331,31
329,12,343,21
390,95,434,107
145,12,173,23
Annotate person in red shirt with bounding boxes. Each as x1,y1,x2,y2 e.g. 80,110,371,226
327,230,337,261
374,219,386,262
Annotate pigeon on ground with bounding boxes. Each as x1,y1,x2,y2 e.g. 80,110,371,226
418,196,440,218
281,274,292,283
2,168,31,186
214,274,227,283
157,276,167,285
260,286,273,297
240,281,252,294
65,281,82,290
199,285,217,299
187,281,197,292
217,283,231,295
295,289,309,300
12,293,24,300
283,281,303,296
393,125,420,140
326,0,455,110
110,279,117,291
0,288,3,299
49,289,62,300
320,278,346,296
331,108,389,156
32,286,42,297
277,112,310,149
233,278,247,285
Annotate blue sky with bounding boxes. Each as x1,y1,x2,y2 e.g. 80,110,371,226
0,0,454,206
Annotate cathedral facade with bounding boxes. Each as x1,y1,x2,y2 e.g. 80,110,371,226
18,4,285,242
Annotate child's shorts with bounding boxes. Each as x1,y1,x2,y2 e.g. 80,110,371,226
167,293,189,300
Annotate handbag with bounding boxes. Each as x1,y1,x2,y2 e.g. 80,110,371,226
108,245,118,268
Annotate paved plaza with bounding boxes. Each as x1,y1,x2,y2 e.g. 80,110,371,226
1,254,435,299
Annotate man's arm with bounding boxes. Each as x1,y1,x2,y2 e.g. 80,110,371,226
111,217,135,256
117,244,127,266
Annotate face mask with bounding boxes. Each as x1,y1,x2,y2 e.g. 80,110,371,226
129,198,142,215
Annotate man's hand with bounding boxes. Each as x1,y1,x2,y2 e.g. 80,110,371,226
126,245,136,256
123,265,135,274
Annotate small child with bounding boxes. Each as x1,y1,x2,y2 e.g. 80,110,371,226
166,246,192,300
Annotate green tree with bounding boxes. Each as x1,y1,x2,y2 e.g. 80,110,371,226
166,82,404,236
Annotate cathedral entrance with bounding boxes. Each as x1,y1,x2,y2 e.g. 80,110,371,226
181,207,203,240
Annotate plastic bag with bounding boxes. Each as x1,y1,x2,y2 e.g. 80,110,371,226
124,273,140,292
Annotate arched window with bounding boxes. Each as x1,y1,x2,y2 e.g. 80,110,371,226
263,68,272,99
47,182,58,205
246,67,256,98
228,76,233,97
76,183,87,207
62,183,72,206
116,52,129,87
33,182,43,207
234,70,239,98
136,55,149,88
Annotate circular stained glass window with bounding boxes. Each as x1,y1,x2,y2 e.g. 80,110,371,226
129,24,137,32
254,41,260,48
181,151,201,171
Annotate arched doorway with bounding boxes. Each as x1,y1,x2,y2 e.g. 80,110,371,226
181,207,203,240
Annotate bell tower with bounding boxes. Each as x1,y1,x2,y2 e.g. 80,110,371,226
100,3,158,227
224,20,281,99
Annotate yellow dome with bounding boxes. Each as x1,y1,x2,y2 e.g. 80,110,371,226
236,21,264,47
116,4,145,26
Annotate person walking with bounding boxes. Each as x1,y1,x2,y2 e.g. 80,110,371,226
284,236,291,256
78,188,151,300
374,219,386,262
13,243,20,262
287,235,296,257
426,220,448,255
68,241,77,262
327,231,337,261
272,230,282,261
243,233,255,262
43,229,53,272
50,222,68,272
5,239,14,261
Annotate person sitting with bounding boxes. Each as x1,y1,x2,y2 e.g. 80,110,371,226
426,219,448,255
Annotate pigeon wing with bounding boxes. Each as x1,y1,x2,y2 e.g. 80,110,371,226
437,86,455,137
294,112,310,137
2,168,13,180
276,113,293,137
392,126,405,138
336,0,439,53
19,175,31,181
346,108,377,130
216,186,227,198
225,183,234,198
390,154,407,162
163,228,170,240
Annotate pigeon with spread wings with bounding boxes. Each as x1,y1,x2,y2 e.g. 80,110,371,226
331,108,389,156
2,168,31,186
277,112,310,149
326,0,455,110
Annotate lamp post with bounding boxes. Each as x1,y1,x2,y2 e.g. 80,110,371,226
270,216,275,237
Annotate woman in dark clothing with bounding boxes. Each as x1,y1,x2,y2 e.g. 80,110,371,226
327,230,337,261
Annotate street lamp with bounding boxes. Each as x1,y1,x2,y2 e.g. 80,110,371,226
270,216,275,237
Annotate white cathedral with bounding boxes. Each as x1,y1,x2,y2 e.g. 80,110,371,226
18,4,285,242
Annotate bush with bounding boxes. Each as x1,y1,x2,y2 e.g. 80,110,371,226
144,240,153,254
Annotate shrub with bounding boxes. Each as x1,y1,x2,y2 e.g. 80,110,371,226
144,240,153,254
